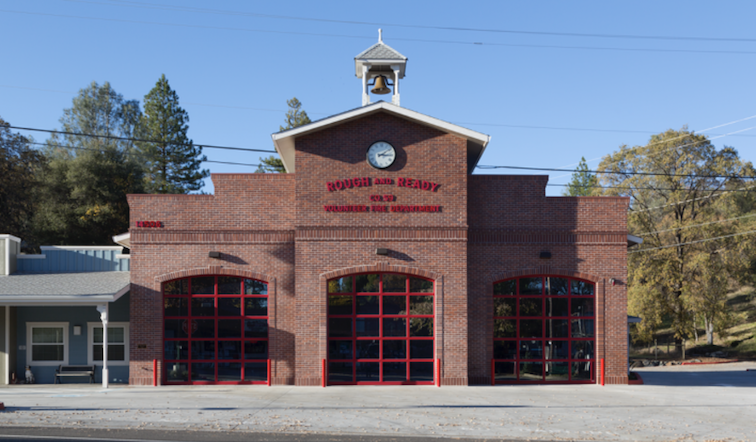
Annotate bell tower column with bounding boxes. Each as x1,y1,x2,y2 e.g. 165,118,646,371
362,65,371,106
354,29,408,107
392,67,401,106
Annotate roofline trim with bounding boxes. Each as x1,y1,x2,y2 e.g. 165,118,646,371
112,232,131,249
40,245,123,251
271,102,490,174
272,102,489,144
0,234,21,243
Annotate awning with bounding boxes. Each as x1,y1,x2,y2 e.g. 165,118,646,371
0,272,130,305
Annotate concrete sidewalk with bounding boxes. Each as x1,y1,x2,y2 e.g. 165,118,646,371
1,362,755,441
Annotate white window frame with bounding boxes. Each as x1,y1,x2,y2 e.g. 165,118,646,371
87,322,129,366
27,322,69,366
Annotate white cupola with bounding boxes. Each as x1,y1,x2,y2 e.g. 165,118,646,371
354,29,408,107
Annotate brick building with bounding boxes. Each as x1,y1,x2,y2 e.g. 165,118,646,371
125,36,634,387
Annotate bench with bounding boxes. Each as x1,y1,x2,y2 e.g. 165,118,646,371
54,365,96,384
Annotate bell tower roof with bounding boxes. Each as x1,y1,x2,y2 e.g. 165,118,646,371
354,30,408,79
355,30,408,107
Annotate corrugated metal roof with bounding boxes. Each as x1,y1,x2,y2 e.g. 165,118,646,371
0,272,130,303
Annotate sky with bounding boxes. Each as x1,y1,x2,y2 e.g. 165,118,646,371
2,0,756,195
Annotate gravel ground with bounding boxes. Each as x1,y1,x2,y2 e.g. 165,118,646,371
1,362,755,441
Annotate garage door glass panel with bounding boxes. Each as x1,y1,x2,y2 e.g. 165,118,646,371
327,273,435,384
218,277,241,295
493,276,595,384
163,275,269,384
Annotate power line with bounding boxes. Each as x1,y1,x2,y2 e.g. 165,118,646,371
29,141,262,168
6,9,756,56
628,230,756,253
5,83,756,139
67,0,756,44
632,183,756,212
9,125,276,154
545,183,754,193
634,213,756,236
549,116,756,182
477,164,756,180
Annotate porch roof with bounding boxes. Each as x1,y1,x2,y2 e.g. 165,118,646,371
0,272,130,305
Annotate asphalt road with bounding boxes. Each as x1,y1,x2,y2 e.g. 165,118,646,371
0,426,517,442
1,362,756,441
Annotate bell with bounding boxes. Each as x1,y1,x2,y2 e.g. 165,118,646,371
371,75,391,95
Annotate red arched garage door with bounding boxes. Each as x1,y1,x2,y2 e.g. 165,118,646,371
493,276,596,384
327,273,435,385
162,275,269,384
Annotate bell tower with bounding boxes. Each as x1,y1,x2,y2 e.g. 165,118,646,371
355,29,408,107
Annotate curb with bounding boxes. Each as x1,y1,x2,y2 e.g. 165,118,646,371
681,359,739,365
628,372,644,385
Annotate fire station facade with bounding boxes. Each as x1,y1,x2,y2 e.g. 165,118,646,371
126,100,632,387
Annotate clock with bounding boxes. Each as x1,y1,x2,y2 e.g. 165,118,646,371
366,141,396,169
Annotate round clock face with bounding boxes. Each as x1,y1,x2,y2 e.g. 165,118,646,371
367,141,396,169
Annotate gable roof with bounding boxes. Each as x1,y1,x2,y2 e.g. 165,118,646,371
271,101,491,174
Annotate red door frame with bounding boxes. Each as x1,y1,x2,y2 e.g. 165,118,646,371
326,272,436,385
493,275,596,384
162,275,269,385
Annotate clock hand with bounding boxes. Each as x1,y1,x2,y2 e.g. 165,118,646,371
377,150,392,157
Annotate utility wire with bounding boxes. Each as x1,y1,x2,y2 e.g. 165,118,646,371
632,183,756,212
544,183,754,193
67,0,756,44
9,125,276,154
634,213,756,236
477,164,756,180
4,84,756,138
30,141,262,168
549,117,756,180
628,230,756,253
6,9,756,56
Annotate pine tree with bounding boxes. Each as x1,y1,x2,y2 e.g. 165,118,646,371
563,157,598,196
138,74,208,193
257,97,311,173
33,81,145,245
0,117,45,243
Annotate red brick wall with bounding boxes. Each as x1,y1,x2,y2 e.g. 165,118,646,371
126,113,631,387
294,112,467,227
467,175,629,384
292,113,470,385
127,174,297,385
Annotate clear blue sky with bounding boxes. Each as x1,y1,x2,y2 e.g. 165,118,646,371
2,0,756,195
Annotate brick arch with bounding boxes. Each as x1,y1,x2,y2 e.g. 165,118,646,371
155,265,274,284
319,261,441,282
490,266,601,284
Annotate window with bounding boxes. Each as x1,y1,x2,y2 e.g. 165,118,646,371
87,322,129,366
27,322,68,366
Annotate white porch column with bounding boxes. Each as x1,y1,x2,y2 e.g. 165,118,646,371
4,306,9,385
96,304,109,389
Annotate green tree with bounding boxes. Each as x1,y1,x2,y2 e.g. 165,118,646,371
563,157,598,196
33,81,145,245
257,97,312,173
596,128,755,349
138,74,208,193
0,118,45,242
